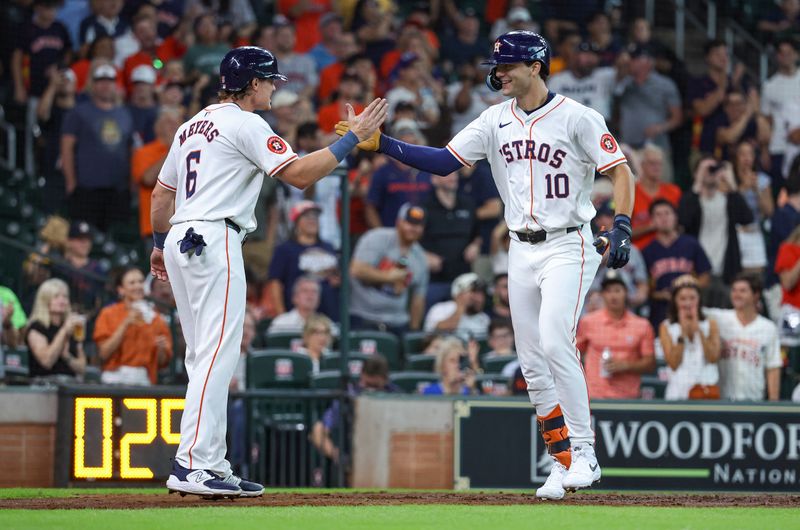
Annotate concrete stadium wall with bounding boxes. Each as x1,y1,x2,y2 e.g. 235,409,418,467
352,395,455,489
0,388,57,487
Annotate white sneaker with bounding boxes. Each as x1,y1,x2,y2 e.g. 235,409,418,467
562,444,601,490
535,461,567,500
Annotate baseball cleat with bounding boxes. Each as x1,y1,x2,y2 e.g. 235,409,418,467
166,461,242,498
221,473,265,497
535,461,567,500
561,444,601,491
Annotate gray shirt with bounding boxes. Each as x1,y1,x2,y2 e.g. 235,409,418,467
616,72,680,151
350,227,429,326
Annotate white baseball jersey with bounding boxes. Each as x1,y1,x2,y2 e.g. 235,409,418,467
446,94,626,233
157,102,298,233
706,308,782,401
548,67,616,120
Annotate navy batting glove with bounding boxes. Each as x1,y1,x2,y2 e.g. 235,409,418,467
593,215,632,269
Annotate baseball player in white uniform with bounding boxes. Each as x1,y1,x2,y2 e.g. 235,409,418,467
336,31,635,500
149,46,387,498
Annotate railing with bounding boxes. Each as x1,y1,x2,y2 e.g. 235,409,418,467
724,19,770,84
239,389,350,487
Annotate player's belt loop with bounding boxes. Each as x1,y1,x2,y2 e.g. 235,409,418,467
224,218,241,233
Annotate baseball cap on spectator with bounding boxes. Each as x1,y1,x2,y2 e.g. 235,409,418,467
272,14,291,27
319,12,342,28
62,68,77,83
272,91,299,108
397,202,426,225
601,270,627,290
289,200,322,223
131,65,157,84
451,272,486,298
507,7,532,23
69,221,92,239
93,64,117,81
391,118,424,138
397,52,420,71
628,43,653,59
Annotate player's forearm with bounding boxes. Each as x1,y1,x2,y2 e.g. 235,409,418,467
150,185,175,233
766,368,781,401
378,135,463,176
409,294,425,330
607,163,634,217
277,149,340,190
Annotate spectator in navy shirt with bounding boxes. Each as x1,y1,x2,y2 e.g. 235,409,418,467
267,201,340,321
79,0,129,47
61,63,134,231
643,199,712,328
768,160,800,285
12,0,73,104
365,120,433,228
688,40,755,156
457,160,502,259
585,11,623,67
757,0,800,43
127,65,159,145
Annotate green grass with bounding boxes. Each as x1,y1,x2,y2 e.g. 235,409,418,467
0,505,797,530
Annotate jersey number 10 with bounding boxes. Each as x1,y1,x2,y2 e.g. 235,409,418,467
544,173,570,199
185,151,201,199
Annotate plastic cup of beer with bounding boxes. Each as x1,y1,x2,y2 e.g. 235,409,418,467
73,315,87,342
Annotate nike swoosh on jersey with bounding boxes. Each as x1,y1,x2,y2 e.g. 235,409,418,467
499,122,512,128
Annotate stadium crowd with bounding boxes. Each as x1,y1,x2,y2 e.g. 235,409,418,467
1,0,799,405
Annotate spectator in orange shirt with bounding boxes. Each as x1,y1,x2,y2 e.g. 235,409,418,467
94,267,172,386
122,13,162,93
776,225,800,311
631,144,682,249
131,108,182,244
317,33,360,104
576,271,656,399
277,0,331,53
317,73,365,136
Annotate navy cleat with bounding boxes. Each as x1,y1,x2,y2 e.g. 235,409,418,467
221,473,265,498
166,461,242,499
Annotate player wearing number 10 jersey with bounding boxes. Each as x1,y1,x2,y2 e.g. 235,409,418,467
149,46,387,498
335,31,636,500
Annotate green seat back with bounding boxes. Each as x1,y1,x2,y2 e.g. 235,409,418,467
390,371,439,393
247,349,313,388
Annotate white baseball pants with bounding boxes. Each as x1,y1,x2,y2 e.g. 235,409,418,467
164,220,246,475
507,224,601,445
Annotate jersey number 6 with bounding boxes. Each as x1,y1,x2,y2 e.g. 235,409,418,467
544,173,569,199
185,150,201,199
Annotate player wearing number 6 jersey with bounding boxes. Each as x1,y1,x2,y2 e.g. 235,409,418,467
149,46,387,498
336,31,635,500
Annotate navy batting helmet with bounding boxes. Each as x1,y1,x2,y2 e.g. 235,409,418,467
483,31,551,91
219,46,287,92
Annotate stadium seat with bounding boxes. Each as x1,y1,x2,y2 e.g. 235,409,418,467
405,353,435,371
401,331,428,356
481,354,517,373
265,331,304,352
252,318,271,348
2,346,29,383
320,352,372,376
311,370,347,389
349,330,401,370
390,371,439,393
475,373,511,395
477,336,490,355
247,350,313,389
640,375,667,400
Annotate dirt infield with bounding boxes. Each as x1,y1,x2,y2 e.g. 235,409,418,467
1,492,799,510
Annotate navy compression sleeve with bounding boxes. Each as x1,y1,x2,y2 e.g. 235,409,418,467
378,135,465,176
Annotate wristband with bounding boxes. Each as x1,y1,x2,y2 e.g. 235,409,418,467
153,231,168,250
328,130,359,162
613,214,632,235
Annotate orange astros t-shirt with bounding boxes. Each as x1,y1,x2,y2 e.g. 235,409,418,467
632,182,682,249
776,242,800,307
93,302,173,384
131,140,170,237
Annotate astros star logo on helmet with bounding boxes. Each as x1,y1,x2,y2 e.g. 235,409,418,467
494,41,501,53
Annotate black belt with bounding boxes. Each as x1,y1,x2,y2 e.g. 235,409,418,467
225,218,241,233
514,226,579,244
